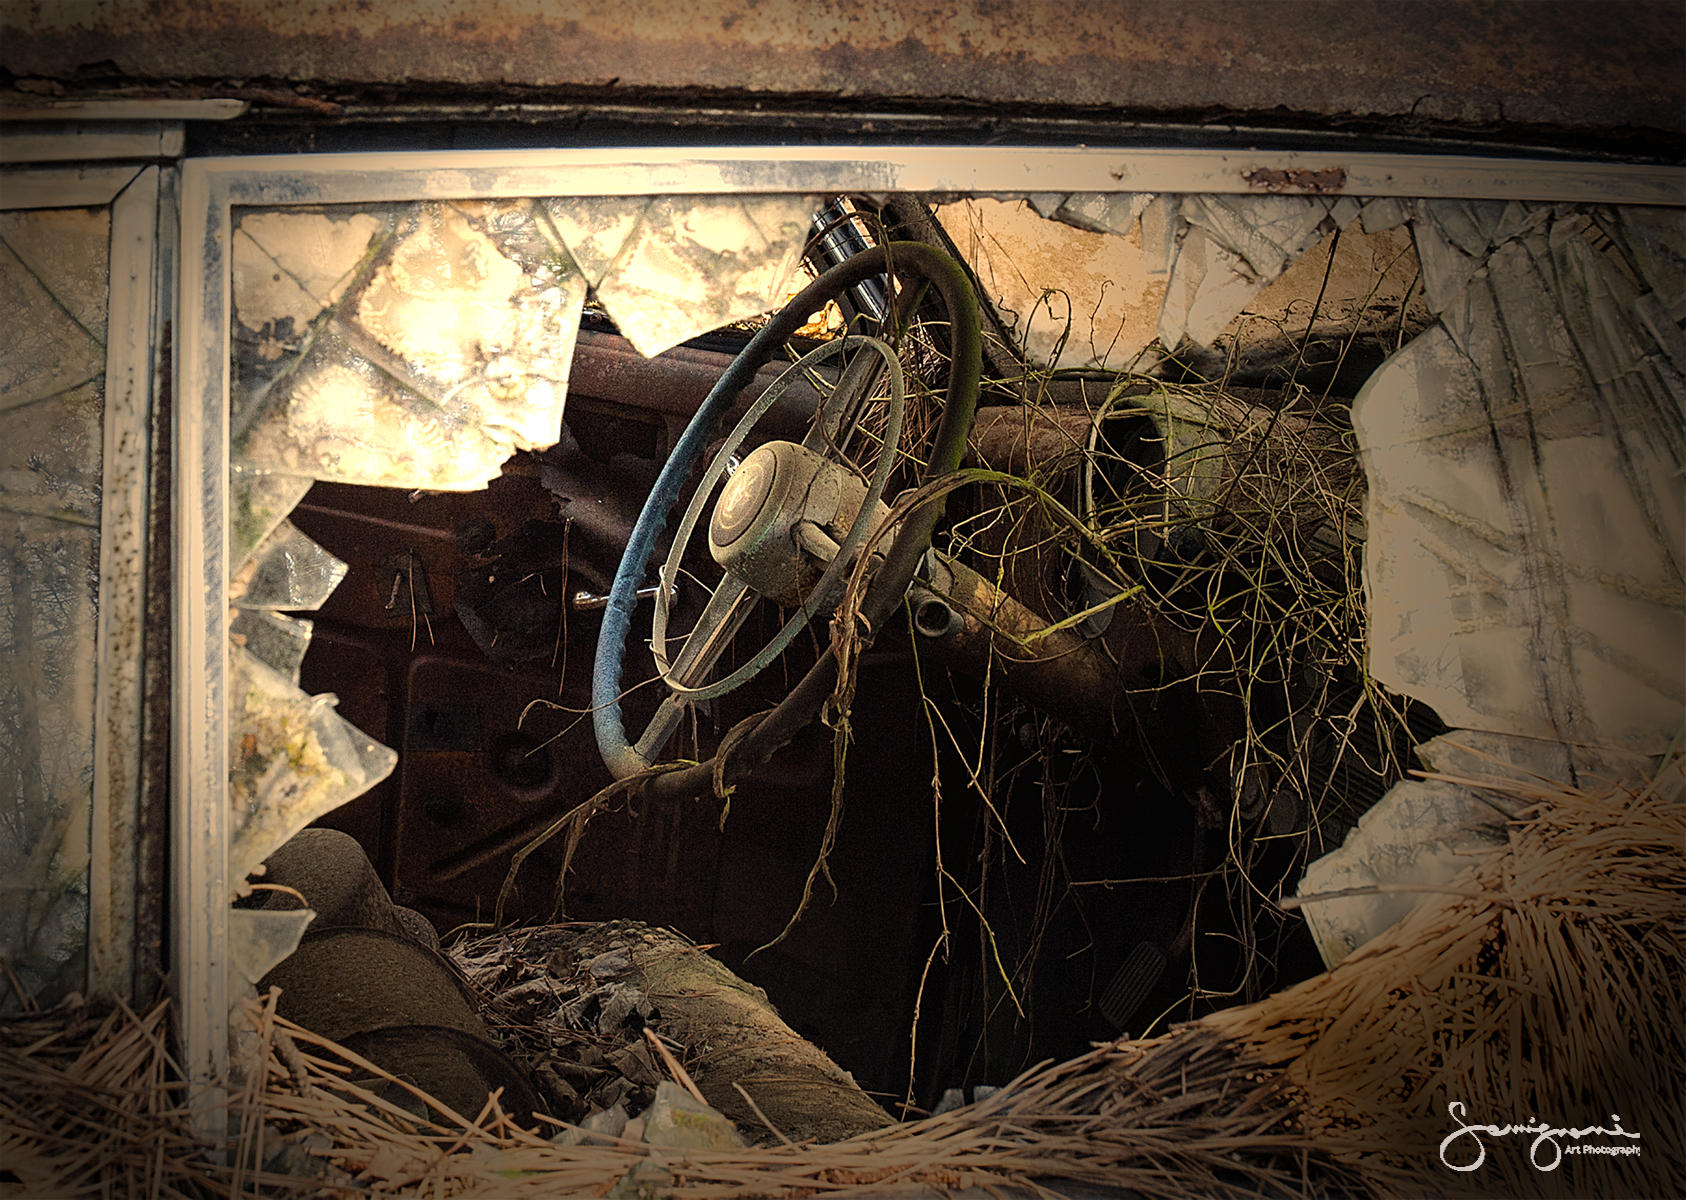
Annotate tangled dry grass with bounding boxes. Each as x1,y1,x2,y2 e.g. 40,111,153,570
1210,755,1686,1198
4,759,1678,1198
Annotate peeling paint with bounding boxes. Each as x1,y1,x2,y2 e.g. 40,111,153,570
1242,166,1348,195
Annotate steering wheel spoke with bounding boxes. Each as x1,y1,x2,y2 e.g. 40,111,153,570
662,573,757,690
805,339,887,462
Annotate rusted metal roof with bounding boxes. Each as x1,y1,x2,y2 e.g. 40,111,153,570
3,1,1683,142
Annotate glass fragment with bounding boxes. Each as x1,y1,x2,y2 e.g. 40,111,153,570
228,646,397,886
230,520,348,612
229,610,315,685
591,194,822,358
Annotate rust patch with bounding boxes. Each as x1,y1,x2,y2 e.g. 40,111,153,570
2,2,1683,135
1242,166,1348,195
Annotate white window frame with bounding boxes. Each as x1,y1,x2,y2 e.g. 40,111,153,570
174,142,1682,1135
0,162,161,1008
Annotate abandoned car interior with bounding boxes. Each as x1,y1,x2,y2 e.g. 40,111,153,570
1,12,1683,1196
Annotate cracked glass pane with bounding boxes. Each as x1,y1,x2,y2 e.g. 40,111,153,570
228,645,398,885
0,518,99,1007
230,520,348,612
232,201,585,492
220,193,829,882
0,208,109,346
0,205,108,1009
0,379,103,525
540,196,649,287
588,194,823,358
0,243,105,413
1356,207,1685,754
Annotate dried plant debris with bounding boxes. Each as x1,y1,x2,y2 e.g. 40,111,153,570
16,763,1673,1198
938,194,1674,1043
937,362,1440,1050
1239,758,1686,1199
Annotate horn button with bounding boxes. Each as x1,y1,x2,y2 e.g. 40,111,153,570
709,440,886,607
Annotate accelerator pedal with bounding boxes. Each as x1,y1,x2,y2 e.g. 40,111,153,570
1099,940,1169,1032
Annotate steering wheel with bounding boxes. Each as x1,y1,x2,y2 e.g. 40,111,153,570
591,240,982,784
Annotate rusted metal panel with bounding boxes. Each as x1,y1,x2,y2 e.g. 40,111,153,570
3,1,1683,138
1242,167,1347,195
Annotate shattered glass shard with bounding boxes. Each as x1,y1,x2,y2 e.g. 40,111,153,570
1357,197,1410,235
234,229,329,336
228,468,315,568
229,609,315,686
1408,210,1484,316
228,645,397,886
1158,227,1262,349
1297,776,1508,967
229,906,317,987
1049,192,1153,237
353,205,532,391
230,520,348,612
350,203,586,451
592,194,822,359
233,209,385,334
541,196,651,288
1139,195,1178,276
1179,193,1331,282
